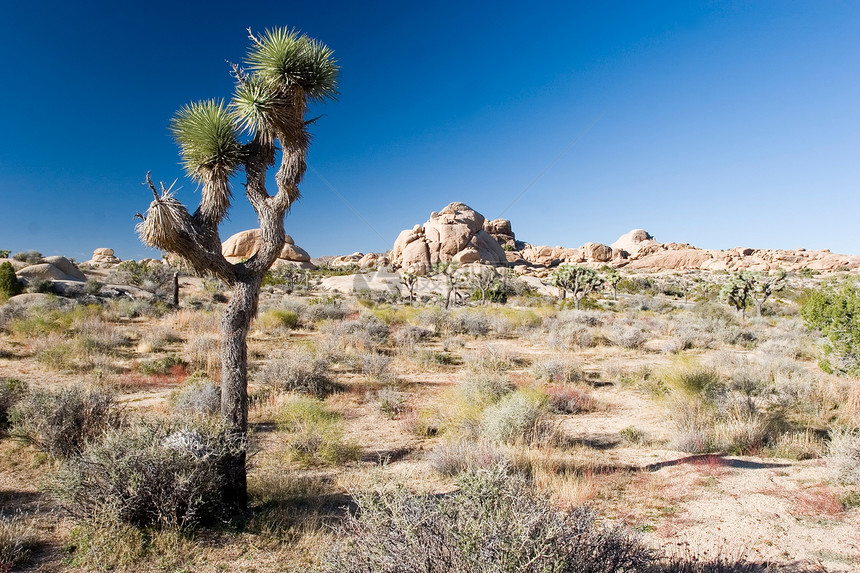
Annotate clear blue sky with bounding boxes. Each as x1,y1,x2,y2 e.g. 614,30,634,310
1,1,858,260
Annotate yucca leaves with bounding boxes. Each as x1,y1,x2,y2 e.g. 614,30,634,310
244,27,339,103
231,74,288,145
171,100,242,180
170,100,242,223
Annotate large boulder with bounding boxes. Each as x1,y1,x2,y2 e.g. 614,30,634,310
16,263,81,282
610,229,657,257
88,247,121,265
222,229,313,265
581,242,613,263
42,256,87,281
389,203,507,273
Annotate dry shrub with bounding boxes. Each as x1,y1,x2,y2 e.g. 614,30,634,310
0,378,26,437
791,486,845,517
480,390,552,445
361,352,394,383
463,343,521,374
51,421,242,530
772,430,825,460
370,387,406,419
399,406,437,438
256,348,340,398
608,324,648,350
392,325,432,347
321,466,655,573
546,385,596,414
168,376,220,416
183,334,220,377
531,357,583,384
428,440,510,476
11,385,121,458
0,512,39,571
828,428,860,485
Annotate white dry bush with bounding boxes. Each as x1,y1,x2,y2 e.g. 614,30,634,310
480,391,551,446
256,348,339,398
463,344,520,375
828,428,860,485
361,352,394,383
428,440,510,476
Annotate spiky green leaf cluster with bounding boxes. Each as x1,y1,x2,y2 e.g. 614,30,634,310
245,28,339,103
170,100,242,183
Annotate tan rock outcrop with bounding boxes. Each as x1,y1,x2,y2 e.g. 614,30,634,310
389,203,507,273
610,229,657,257
16,263,81,282
222,229,313,265
88,247,121,265
582,242,613,263
42,256,87,281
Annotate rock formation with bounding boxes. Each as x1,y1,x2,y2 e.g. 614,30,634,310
222,229,316,269
15,256,86,283
389,202,509,273
387,203,859,275
328,252,390,269
87,248,121,266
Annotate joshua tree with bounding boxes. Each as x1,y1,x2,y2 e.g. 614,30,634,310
400,269,418,304
719,271,751,320
135,27,338,508
749,270,787,317
432,261,462,309
604,268,621,301
549,264,603,310
720,270,786,319
464,266,501,305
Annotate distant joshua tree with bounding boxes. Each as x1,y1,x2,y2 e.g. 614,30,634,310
550,264,603,310
135,27,338,508
400,269,418,304
720,270,786,319
464,266,501,305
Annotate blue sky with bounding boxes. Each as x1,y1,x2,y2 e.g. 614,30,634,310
1,1,858,260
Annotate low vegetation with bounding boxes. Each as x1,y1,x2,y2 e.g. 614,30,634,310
0,265,858,570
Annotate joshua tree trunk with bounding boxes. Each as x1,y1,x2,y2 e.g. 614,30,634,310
220,277,261,507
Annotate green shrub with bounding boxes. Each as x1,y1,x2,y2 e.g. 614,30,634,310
11,385,121,458
109,260,175,298
801,278,860,375
321,466,655,573
137,354,186,376
0,262,23,298
51,421,242,529
258,308,299,331
275,396,360,465
84,278,102,295
12,251,42,264
0,249,9,259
